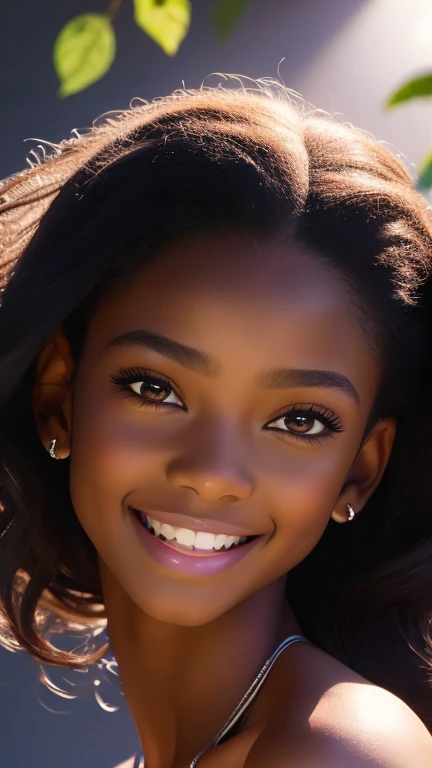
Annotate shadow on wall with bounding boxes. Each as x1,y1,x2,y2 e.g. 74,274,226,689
0,640,141,768
0,0,370,178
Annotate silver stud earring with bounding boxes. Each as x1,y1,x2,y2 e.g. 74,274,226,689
49,438,61,460
331,503,356,523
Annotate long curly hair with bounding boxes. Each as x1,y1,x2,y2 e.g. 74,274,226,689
1,81,432,728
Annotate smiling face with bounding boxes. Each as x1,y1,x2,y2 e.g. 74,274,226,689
34,235,395,626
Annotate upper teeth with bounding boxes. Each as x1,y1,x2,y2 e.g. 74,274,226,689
144,514,248,550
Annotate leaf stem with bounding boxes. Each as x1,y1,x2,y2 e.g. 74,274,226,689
106,0,123,21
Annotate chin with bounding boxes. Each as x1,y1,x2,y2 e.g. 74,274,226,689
97,549,276,628
127,579,237,627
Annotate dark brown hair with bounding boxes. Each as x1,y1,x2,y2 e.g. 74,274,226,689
1,83,431,727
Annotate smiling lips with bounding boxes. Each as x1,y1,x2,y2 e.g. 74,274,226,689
130,507,257,553
130,507,265,576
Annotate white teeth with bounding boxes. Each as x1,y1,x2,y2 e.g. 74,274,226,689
214,533,233,550
145,515,248,550
194,531,217,549
174,527,196,547
160,523,176,540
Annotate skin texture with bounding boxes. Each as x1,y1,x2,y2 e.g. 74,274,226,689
33,235,432,768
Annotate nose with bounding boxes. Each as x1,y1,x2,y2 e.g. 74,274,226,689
166,421,255,503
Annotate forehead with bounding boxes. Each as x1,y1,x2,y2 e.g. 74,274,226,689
88,236,378,389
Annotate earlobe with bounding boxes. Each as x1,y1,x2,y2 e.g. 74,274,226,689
332,416,396,522
331,503,356,524
32,327,75,459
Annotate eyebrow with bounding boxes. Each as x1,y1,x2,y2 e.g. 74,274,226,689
106,330,360,404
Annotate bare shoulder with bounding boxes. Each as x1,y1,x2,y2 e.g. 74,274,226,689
244,642,432,767
245,685,432,767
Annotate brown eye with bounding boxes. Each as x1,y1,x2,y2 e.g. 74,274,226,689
130,376,182,406
278,413,325,436
131,378,169,401
111,367,186,411
265,405,343,439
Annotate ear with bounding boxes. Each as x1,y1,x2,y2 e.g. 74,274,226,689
32,327,75,459
331,416,396,523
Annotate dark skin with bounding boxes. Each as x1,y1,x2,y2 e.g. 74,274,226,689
33,236,432,767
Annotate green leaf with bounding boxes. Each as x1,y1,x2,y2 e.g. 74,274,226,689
212,0,253,44
133,0,191,56
53,14,116,98
417,149,432,190
385,73,432,109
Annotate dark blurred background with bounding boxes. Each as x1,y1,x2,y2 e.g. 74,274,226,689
1,0,432,765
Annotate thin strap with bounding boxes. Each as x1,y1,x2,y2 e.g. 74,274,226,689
189,634,308,767
133,633,308,768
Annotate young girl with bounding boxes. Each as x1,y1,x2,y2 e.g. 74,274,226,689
1,82,432,768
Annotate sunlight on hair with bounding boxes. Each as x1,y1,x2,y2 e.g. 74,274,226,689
36,634,124,714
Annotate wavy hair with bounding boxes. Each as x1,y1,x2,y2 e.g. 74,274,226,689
1,81,432,728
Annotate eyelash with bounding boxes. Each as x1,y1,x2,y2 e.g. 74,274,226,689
110,367,344,444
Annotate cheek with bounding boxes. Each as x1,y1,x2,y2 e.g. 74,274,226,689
68,377,165,537
261,440,354,572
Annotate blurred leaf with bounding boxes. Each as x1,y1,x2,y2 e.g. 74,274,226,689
54,14,116,97
386,73,432,109
417,149,432,190
134,0,191,56
212,0,253,44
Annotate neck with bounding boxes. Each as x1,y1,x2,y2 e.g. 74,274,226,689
101,571,298,768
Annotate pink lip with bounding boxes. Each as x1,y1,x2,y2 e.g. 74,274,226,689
129,508,265,578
